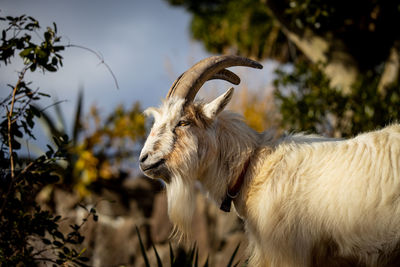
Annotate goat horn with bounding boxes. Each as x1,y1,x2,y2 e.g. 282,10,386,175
167,55,263,102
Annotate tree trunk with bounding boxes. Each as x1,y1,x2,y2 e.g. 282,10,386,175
378,43,400,97
266,0,359,92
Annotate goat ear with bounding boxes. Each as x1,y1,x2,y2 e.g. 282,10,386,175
203,87,234,119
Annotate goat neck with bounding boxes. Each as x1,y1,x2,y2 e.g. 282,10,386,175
197,112,261,215
220,157,251,212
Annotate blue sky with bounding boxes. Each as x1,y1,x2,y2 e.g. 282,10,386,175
1,0,277,141
1,0,201,112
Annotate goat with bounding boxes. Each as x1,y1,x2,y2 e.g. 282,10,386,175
139,55,400,266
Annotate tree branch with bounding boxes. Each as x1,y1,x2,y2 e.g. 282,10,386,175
378,42,400,97
67,44,120,90
266,0,359,92
0,67,28,217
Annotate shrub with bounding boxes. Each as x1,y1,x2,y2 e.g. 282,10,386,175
0,14,95,266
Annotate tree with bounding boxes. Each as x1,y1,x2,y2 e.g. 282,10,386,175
168,0,400,90
0,14,95,266
274,61,400,137
167,0,400,136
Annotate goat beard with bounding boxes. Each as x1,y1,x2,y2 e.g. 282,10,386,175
166,176,196,242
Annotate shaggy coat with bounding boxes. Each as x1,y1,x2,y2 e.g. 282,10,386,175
235,123,400,267
140,93,400,267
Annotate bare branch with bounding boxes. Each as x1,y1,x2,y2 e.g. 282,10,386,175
0,66,28,217
67,44,120,90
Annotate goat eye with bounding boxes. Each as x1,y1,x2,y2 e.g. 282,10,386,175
177,120,190,127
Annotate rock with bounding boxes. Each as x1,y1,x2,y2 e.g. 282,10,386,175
41,176,249,266
150,191,173,243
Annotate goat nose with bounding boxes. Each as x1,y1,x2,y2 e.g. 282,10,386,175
140,154,148,163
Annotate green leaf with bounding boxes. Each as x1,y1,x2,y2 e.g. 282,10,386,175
194,248,199,267
42,238,51,245
51,56,58,66
14,127,23,138
30,63,37,72
203,256,209,267
169,242,175,266
136,226,150,267
53,22,57,33
53,240,63,247
46,144,54,154
56,259,65,265
63,247,70,254
54,230,64,240
19,47,33,57
152,244,163,267
38,92,51,98
44,31,51,42
72,89,83,144
12,139,21,150
78,256,90,262
53,45,65,52
189,243,197,262
226,243,240,267
45,65,57,72
35,47,48,59
70,224,80,231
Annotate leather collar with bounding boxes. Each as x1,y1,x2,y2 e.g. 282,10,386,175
220,158,251,212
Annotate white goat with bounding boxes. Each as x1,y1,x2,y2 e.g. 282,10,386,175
139,55,400,266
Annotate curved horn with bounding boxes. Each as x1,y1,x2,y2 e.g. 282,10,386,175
210,69,241,84
167,55,263,102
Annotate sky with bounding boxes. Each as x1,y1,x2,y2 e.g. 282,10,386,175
1,0,277,148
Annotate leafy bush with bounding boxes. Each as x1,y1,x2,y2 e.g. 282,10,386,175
275,60,400,137
0,14,95,266
34,90,146,195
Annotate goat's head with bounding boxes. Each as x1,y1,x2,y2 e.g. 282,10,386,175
139,56,262,237
139,56,262,183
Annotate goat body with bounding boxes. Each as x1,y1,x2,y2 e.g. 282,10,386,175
139,56,400,266
231,121,400,266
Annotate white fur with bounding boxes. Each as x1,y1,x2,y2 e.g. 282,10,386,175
141,90,400,266
141,97,185,164
240,125,400,266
